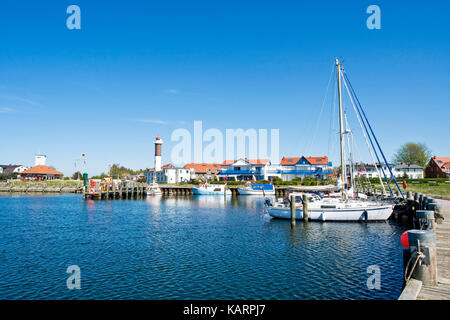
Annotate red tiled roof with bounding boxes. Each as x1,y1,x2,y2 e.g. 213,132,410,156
280,157,301,165
280,156,328,165
305,156,328,165
433,156,450,168
21,165,62,175
162,163,173,169
183,163,221,174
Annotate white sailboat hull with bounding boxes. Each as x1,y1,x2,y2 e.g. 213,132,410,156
266,204,393,221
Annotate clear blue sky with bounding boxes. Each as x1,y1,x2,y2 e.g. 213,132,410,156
1,0,449,176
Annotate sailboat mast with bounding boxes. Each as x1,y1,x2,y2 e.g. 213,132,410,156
336,58,346,200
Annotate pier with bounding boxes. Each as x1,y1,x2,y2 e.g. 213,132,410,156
417,198,450,300
83,181,147,200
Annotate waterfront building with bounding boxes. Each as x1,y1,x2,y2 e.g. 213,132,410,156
278,156,332,181
183,163,221,181
144,135,191,184
146,163,191,184
425,156,450,178
20,165,62,181
219,158,271,181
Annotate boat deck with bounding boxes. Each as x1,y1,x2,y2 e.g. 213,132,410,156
417,198,450,300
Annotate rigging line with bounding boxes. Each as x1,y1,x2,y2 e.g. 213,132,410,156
306,64,335,155
327,68,338,162
343,71,404,200
342,72,392,196
341,74,387,195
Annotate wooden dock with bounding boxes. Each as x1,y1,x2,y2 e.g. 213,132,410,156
417,198,450,300
83,181,147,200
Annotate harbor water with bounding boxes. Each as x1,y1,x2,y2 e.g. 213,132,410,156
0,194,406,299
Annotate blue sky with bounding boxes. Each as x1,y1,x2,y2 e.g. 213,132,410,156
1,0,449,176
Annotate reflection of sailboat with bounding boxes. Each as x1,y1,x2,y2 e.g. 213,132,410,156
192,183,231,195
146,177,162,195
266,59,399,221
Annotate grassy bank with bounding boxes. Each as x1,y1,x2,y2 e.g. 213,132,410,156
370,180,450,197
1,179,82,187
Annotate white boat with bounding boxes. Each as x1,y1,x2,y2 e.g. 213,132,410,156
237,182,275,195
146,178,162,195
192,183,232,195
265,59,397,222
265,193,393,221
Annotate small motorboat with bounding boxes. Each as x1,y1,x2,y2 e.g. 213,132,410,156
146,178,162,195
192,183,232,195
237,182,275,196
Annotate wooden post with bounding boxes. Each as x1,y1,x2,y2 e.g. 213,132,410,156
414,210,435,230
302,194,309,222
119,182,122,199
407,230,437,286
290,194,296,228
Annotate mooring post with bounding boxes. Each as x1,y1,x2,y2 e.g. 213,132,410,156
290,194,296,228
407,230,437,286
414,210,435,230
302,194,309,222
406,191,412,201
418,194,423,209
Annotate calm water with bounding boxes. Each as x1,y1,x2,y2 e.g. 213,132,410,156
0,194,406,299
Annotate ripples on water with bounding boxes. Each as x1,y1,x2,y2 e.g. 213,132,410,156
0,194,406,299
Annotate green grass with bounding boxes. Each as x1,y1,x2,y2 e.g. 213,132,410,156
3,179,82,187
369,180,450,197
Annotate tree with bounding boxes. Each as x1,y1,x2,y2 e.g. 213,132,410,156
393,142,431,167
72,171,82,180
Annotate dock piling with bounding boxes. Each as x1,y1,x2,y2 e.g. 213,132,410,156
302,194,309,222
406,230,437,286
290,194,296,228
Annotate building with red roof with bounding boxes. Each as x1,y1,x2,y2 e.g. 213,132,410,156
183,163,221,181
20,165,63,181
425,156,450,178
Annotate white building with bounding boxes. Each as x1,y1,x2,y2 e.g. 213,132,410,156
351,163,423,179
35,154,47,166
393,164,424,179
219,158,272,181
144,135,191,184
147,164,191,184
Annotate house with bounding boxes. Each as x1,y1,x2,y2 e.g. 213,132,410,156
145,163,191,184
394,164,424,179
278,156,332,181
20,165,63,181
183,163,221,181
0,164,29,175
350,162,424,179
219,159,271,181
425,156,450,178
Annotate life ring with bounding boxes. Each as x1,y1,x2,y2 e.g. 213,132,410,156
88,187,95,194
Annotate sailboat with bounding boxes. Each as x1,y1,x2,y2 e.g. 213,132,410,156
265,59,397,221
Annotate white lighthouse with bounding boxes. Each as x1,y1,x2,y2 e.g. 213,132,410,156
154,134,163,172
